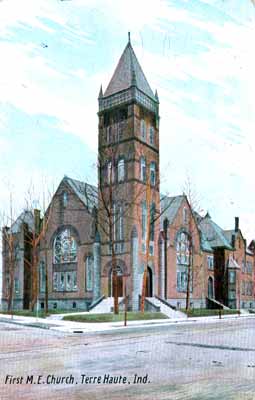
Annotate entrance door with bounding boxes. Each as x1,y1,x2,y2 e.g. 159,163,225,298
145,266,153,297
116,275,123,297
208,277,213,299
110,266,123,297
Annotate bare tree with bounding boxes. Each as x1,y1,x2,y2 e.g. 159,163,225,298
95,139,145,314
139,166,173,312
140,175,152,312
1,194,18,312
90,121,158,314
40,189,53,314
182,175,204,312
22,183,53,311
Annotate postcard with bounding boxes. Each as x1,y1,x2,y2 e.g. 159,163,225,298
0,1,255,399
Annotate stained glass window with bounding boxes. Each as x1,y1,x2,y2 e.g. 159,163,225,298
53,229,77,263
176,232,190,265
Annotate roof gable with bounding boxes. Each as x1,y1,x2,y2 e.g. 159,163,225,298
49,176,97,214
10,210,34,234
64,177,97,211
199,215,233,250
160,195,185,227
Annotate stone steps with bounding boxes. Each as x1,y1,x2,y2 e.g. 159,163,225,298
90,297,124,314
146,297,187,319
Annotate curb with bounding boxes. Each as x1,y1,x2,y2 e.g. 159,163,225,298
0,313,254,335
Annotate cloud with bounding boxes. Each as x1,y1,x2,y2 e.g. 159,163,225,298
0,0,255,242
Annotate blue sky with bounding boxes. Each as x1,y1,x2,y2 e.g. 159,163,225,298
0,0,255,241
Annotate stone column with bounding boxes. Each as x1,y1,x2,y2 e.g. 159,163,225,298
131,229,139,311
160,240,165,298
93,232,101,302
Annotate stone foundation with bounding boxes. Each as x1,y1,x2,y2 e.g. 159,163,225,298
1,298,92,312
167,298,207,309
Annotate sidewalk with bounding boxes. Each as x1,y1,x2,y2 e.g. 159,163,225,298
0,312,254,334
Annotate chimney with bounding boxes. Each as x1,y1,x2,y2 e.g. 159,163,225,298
235,217,239,232
34,209,41,235
231,234,235,249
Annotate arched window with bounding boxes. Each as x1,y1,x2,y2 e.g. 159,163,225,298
85,255,93,291
140,119,146,140
150,203,156,241
176,231,190,265
53,228,77,264
176,231,192,290
208,277,214,298
140,157,146,183
183,207,188,224
149,126,154,145
113,203,124,241
150,162,156,186
141,201,147,241
63,192,68,207
118,158,125,182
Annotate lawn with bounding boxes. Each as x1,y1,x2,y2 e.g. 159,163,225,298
0,309,85,318
182,308,239,317
63,312,168,323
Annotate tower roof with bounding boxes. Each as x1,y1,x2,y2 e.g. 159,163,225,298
104,40,156,101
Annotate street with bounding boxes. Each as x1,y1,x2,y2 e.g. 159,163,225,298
1,318,255,399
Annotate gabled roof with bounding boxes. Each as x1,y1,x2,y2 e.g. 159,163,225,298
224,228,246,245
248,240,255,254
199,229,214,253
63,176,98,211
160,195,185,227
104,41,156,101
246,248,254,256
10,210,34,234
223,229,237,243
199,215,233,250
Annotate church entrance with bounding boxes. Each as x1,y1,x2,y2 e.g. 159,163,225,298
145,266,153,297
110,266,123,297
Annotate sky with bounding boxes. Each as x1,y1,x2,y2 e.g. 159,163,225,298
0,0,255,242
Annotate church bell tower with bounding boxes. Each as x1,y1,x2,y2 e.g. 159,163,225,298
97,34,160,310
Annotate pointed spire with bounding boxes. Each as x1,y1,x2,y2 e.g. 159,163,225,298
155,89,159,101
103,36,156,100
98,84,103,99
130,43,137,87
205,211,211,219
131,69,137,86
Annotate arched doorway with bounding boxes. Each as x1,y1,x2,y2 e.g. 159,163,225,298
110,266,123,297
208,277,214,299
145,266,153,297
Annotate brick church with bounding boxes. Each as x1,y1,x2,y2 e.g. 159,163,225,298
2,37,255,312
